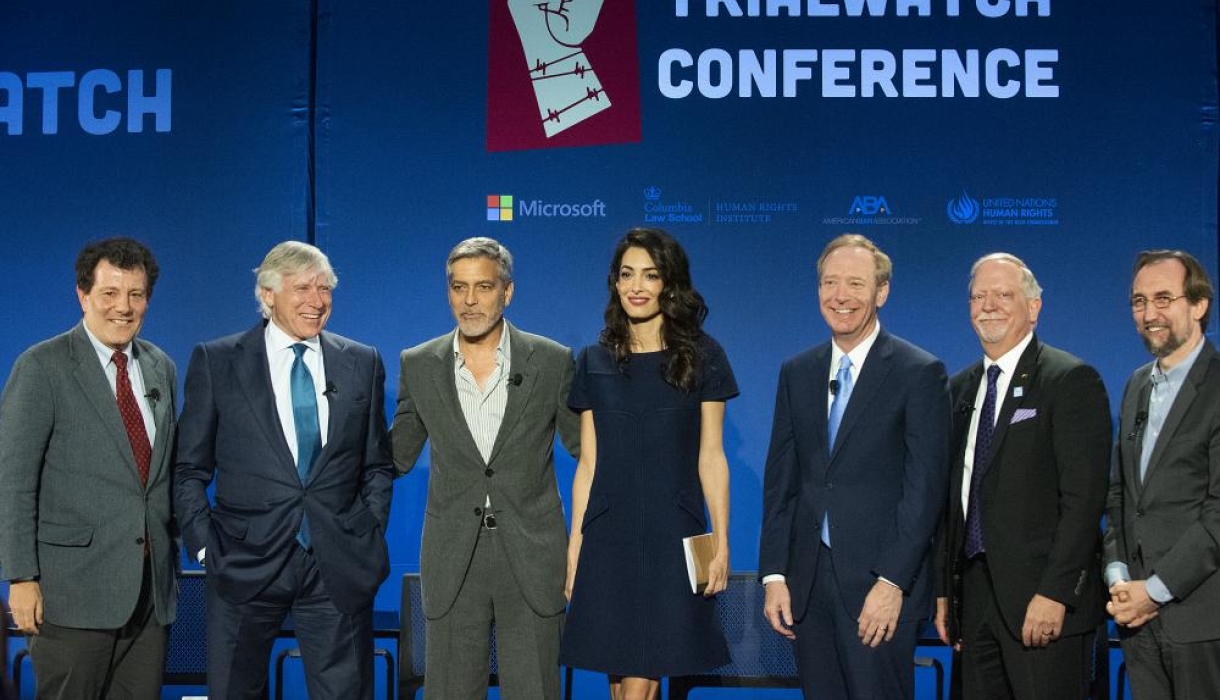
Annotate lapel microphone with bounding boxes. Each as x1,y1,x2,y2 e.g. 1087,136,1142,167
324,381,338,397
144,388,161,402
508,373,523,387
829,379,839,396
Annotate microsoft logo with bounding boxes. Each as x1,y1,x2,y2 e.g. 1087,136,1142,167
487,194,514,222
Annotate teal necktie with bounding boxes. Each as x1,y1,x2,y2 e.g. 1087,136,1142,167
291,343,321,548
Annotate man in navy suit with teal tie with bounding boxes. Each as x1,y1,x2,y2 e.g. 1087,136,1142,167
759,234,951,699
175,241,394,700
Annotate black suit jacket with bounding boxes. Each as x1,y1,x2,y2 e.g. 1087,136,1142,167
175,323,394,615
940,336,1111,642
760,329,951,622
1104,339,1220,644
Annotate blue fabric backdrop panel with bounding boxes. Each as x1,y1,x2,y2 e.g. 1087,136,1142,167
0,0,317,373
316,0,1217,582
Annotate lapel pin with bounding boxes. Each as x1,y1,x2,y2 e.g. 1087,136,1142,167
1013,387,1024,398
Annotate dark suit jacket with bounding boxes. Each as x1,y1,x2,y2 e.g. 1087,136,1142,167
759,329,951,622
391,323,580,620
175,323,394,615
940,336,1111,642
1104,339,1220,643
0,323,177,628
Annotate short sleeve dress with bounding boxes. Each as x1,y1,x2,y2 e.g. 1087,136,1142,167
559,334,739,677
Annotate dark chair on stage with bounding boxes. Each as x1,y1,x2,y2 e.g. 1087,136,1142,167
9,571,210,697
165,570,209,687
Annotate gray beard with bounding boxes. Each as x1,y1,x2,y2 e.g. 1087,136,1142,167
1143,331,1184,359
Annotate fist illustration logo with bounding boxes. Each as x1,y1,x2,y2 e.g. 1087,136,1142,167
507,0,611,137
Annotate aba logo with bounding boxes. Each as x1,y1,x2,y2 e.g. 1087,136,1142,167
488,0,641,151
947,189,981,224
849,196,890,216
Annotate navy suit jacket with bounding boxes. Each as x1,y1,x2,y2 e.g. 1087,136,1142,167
759,329,951,622
175,323,394,615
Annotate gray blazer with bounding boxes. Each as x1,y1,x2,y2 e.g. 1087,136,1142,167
1105,339,1220,643
0,323,177,628
392,323,580,619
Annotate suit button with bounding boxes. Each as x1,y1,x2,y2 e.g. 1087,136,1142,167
474,507,483,516
485,468,494,477
136,537,145,545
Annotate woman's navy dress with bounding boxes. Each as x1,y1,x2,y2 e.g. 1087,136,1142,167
559,335,738,677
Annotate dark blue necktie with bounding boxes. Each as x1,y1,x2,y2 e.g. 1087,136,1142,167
291,343,322,549
823,355,854,547
964,364,1001,559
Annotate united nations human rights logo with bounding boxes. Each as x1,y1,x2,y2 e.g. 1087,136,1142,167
947,190,981,224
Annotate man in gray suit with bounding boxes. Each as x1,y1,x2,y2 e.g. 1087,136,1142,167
392,237,580,699
1105,249,1220,698
0,238,177,699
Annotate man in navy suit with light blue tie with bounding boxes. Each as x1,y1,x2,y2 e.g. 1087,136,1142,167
175,241,394,699
759,234,951,699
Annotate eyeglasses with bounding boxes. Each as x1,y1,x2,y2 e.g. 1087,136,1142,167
1130,294,1187,312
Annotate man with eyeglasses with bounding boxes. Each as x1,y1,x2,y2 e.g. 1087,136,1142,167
934,253,1111,699
1105,249,1220,698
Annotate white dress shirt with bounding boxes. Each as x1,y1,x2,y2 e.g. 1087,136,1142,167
959,331,1033,517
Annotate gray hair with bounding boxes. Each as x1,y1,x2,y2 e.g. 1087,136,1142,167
253,241,338,318
446,237,513,283
969,252,1042,299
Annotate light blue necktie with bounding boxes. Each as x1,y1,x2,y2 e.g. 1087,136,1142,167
291,343,322,549
823,354,854,547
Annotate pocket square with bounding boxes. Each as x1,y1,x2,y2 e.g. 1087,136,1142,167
1010,408,1037,424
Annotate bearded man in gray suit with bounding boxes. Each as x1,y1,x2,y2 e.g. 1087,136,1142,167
392,237,580,700
0,238,177,700
1105,250,1220,698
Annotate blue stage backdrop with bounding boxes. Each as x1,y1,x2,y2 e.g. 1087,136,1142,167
2,0,1218,697
317,0,1219,608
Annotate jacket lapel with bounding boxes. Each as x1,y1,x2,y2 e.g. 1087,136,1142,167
829,331,893,464
950,363,984,522
233,324,298,475
68,324,141,485
803,344,832,468
135,338,173,490
429,334,486,464
1143,341,1217,491
309,331,355,482
487,324,535,466
1123,372,1153,496
981,336,1041,470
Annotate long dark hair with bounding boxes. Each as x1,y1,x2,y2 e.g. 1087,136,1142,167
600,228,707,391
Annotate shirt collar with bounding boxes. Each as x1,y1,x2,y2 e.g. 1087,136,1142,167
81,321,134,365
984,331,1034,378
1152,335,1206,385
452,322,512,364
830,320,881,373
265,319,321,354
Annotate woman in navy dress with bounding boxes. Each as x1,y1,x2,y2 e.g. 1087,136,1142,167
560,228,737,700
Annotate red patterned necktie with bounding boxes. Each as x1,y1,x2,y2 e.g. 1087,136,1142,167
112,350,152,486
